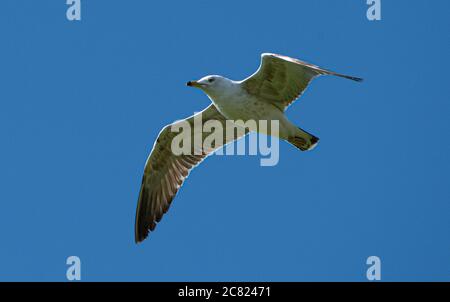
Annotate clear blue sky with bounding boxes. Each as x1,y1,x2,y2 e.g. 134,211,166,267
0,1,449,281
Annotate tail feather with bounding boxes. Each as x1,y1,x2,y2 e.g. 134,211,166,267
288,128,319,151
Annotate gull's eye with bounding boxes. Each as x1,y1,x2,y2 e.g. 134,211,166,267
208,78,215,83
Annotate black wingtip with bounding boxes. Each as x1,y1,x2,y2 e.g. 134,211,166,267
135,217,151,244
310,135,320,146
343,75,364,82
135,227,149,244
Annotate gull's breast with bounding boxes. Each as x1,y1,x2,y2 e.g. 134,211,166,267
212,94,273,122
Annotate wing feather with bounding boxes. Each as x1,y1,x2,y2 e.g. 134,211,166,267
241,53,362,111
135,104,247,242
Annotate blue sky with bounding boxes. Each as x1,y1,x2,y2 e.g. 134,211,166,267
0,1,449,281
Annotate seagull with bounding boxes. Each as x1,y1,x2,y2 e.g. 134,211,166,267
135,53,362,243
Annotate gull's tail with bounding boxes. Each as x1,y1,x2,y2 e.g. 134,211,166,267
287,127,319,151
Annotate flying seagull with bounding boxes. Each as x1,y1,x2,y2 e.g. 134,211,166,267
135,53,362,243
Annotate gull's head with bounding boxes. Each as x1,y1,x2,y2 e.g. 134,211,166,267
187,75,233,98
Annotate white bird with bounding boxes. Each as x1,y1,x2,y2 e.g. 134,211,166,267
135,53,362,242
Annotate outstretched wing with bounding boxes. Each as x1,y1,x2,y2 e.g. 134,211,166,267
241,53,362,111
135,104,246,243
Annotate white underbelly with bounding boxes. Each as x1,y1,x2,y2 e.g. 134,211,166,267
211,96,293,139
213,96,269,120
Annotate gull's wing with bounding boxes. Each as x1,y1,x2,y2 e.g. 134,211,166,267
241,53,362,111
135,104,246,243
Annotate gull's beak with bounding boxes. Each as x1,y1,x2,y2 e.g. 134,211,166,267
186,81,203,88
